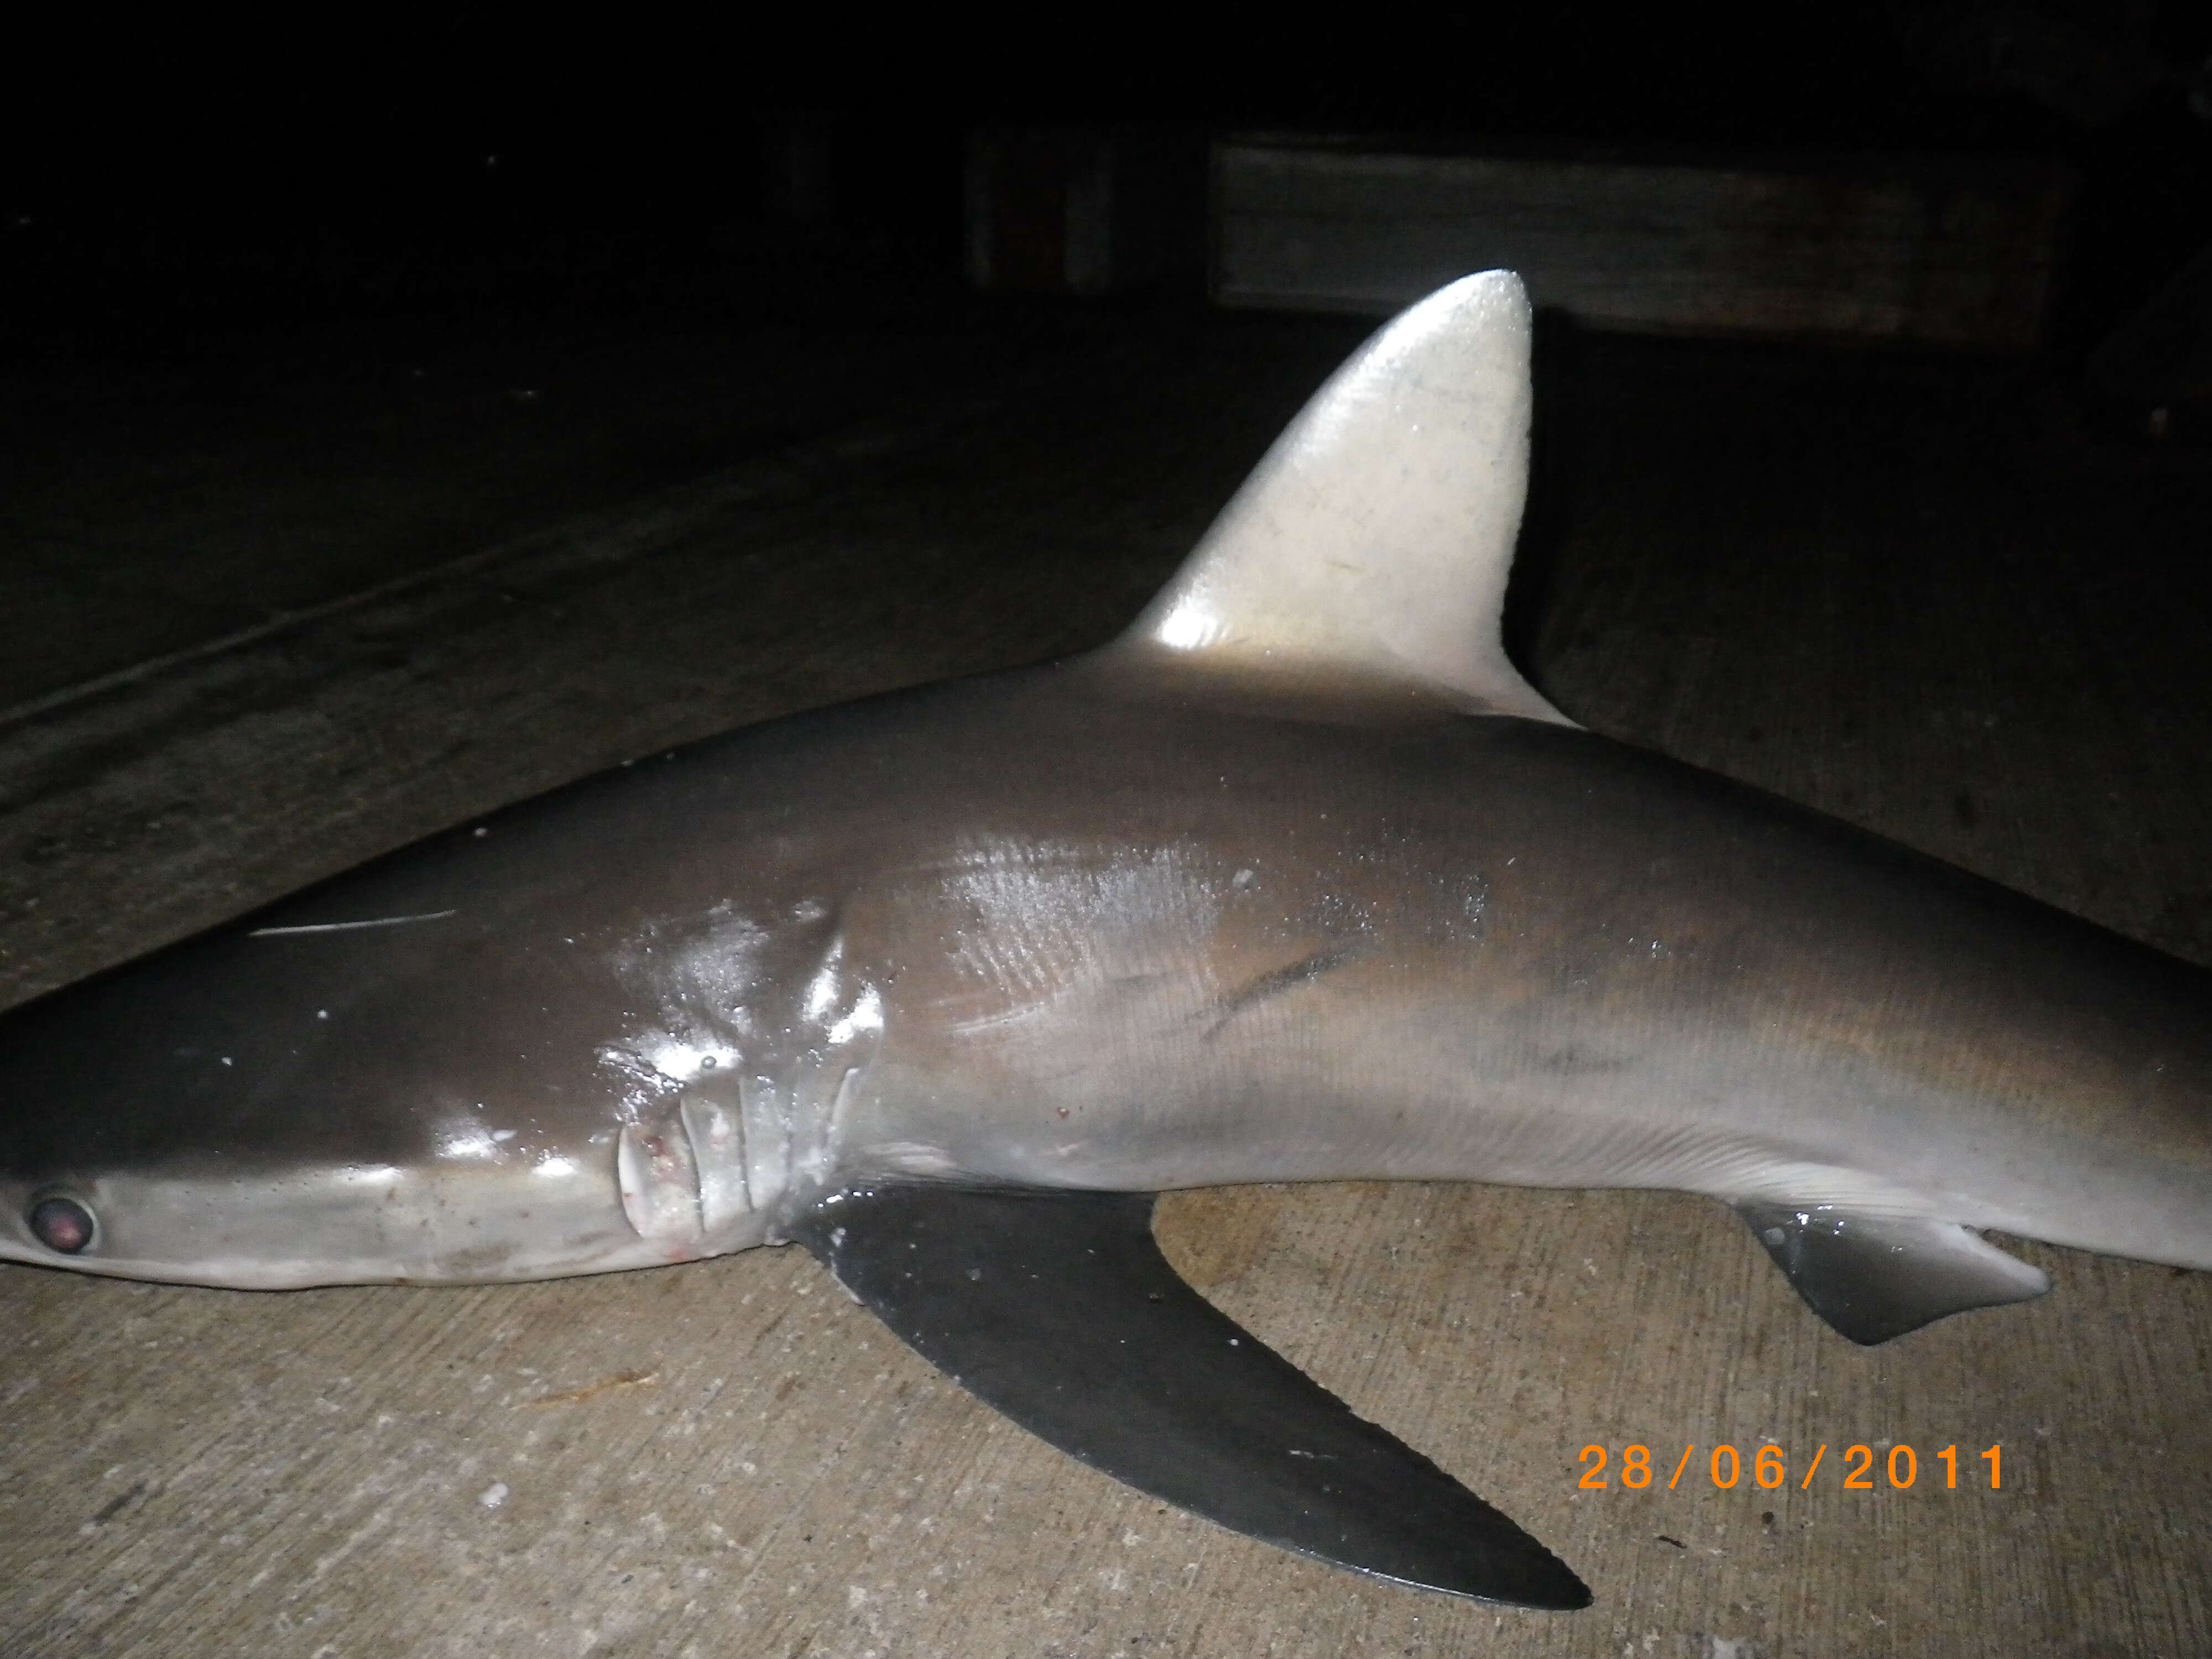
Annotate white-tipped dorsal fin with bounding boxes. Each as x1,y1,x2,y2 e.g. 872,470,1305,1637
1116,271,1572,724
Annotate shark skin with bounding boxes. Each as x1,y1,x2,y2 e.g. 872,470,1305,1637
2,273,2210,1609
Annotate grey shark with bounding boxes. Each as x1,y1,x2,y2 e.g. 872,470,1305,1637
2,273,2209,1611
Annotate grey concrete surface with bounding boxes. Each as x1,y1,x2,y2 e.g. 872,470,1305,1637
2,307,2209,1658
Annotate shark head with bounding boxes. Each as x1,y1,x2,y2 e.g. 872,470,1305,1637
0,1149,661,1291
0,999,693,1291
0,879,799,1286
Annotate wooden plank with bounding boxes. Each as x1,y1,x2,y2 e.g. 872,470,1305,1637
1213,138,2075,351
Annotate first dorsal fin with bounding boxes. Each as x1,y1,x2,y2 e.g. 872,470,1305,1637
1115,271,1571,723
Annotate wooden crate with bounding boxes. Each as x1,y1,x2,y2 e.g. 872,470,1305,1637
1212,137,2076,351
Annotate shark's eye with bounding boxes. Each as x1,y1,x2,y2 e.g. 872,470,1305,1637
28,1196,95,1254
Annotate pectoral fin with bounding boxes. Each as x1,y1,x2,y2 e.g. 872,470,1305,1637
791,1184,1589,1610
1737,1203,2052,1344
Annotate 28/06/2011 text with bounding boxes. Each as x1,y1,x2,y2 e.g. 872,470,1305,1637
1578,1443,2003,1490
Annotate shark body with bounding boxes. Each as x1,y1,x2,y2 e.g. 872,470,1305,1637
2,274,2207,1608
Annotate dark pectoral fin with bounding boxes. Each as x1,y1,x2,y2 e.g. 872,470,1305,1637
1737,1203,2051,1345
791,1185,1589,1610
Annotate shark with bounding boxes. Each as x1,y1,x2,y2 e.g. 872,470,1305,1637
2,272,2209,1612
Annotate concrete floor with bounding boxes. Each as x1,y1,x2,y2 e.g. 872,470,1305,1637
3,294,2210,1658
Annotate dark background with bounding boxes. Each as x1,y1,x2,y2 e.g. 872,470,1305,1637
7,2,2209,356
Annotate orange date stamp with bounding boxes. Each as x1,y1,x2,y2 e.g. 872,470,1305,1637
1578,1442,2002,1490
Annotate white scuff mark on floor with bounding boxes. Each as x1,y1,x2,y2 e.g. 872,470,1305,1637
301,1496,401,1587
